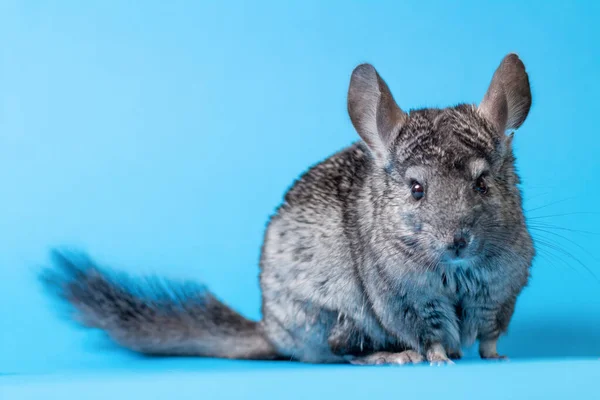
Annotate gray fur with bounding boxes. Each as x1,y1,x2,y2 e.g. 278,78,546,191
42,53,534,365
42,252,277,359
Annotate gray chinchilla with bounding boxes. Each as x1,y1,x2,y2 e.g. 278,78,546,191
42,53,534,365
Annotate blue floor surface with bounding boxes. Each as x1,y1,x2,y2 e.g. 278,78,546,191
2,358,599,399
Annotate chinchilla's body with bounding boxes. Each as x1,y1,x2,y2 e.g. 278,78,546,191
43,54,534,365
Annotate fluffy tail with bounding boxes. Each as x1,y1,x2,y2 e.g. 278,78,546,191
41,250,279,360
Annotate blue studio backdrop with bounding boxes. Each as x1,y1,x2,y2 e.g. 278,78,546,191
1,1,599,398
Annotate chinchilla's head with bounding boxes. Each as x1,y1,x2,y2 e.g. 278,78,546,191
348,54,534,272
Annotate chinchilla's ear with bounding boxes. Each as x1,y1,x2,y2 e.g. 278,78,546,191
478,53,532,134
348,64,407,165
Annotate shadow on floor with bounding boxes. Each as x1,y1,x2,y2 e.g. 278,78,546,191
500,320,600,359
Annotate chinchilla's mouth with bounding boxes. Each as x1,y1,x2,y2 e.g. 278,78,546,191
438,252,479,268
441,257,475,267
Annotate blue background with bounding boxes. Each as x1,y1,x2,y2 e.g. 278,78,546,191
1,1,599,398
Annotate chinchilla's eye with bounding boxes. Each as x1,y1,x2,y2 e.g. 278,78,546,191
474,176,488,194
411,181,425,200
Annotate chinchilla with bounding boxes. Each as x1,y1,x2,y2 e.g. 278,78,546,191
42,53,534,365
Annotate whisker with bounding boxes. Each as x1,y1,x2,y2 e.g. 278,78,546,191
522,191,552,202
529,227,600,262
532,236,599,283
534,247,581,276
529,212,600,220
528,222,600,236
525,196,577,214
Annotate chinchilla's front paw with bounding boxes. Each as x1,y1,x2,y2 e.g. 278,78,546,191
426,343,454,366
479,338,508,361
349,350,424,366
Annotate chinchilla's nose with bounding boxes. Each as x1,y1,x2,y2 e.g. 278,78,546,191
446,232,470,258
